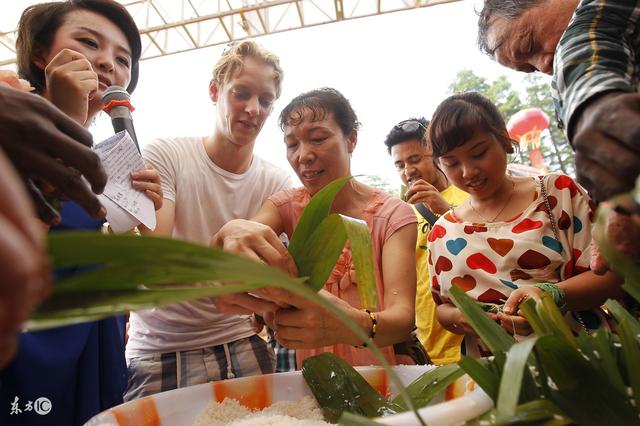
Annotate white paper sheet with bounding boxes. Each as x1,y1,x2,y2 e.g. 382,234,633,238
94,131,157,233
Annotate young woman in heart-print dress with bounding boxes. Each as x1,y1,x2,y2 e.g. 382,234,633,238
425,91,623,357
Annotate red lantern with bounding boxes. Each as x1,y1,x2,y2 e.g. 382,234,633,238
507,108,550,172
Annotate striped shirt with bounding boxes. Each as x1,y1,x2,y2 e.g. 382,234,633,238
552,0,640,137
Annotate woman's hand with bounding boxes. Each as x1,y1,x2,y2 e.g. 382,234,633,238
436,302,494,336
497,286,542,336
269,289,365,349
496,312,534,336
212,219,298,276
502,286,543,316
210,218,298,318
44,48,98,125
131,164,163,211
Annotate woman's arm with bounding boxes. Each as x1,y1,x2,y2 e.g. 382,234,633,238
560,270,623,311
372,223,417,346
436,302,476,336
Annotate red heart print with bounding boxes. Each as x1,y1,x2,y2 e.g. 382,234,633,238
478,288,508,303
434,256,453,274
555,175,579,197
488,238,514,257
466,253,497,274
451,275,477,292
517,249,550,269
558,210,571,230
535,195,557,213
512,218,543,234
428,224,447,242
464,225,488,234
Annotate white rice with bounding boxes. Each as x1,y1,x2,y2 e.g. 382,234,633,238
194,395,331,426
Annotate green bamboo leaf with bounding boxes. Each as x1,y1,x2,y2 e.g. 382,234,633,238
288,176,351,256
606,299,640,341
48,233,301,291
294,214,347,290
458,356,500,401
302,353,403,423
294,213,377,308
618,318,640,403
286,177,377,308
488,352,506,379
340,214,377,309
50,231,226,266
575,329,628,399
27,283,262,330
391,364,463,410
448,286,515,354
467,399,570,426
496,337,539,423
535,335,639,426
31,233,309,329
587,330,627,395
536,292,576,347
519,298,550,336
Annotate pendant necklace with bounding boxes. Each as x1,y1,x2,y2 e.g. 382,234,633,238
468,178,516,223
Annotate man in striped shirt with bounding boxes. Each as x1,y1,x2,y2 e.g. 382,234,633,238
476,0,640,272
476,0,640,202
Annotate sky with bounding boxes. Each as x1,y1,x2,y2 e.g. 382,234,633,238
2,0,526,188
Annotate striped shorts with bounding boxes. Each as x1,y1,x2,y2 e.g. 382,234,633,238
124,335,276,401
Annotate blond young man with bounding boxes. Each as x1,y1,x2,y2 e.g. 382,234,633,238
384,118,467,364
124,41,293,400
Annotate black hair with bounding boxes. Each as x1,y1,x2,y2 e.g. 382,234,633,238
428,91,517,158
383,117,429,155
279,87,360,136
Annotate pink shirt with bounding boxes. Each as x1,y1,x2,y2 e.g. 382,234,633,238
269,187,417,366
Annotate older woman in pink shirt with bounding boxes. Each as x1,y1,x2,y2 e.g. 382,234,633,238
213,88,422,367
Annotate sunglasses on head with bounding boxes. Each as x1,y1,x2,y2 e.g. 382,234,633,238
394,119,427,133
221,41,239,56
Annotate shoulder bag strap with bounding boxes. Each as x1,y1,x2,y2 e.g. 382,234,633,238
414,202,439,227
539,175,561,241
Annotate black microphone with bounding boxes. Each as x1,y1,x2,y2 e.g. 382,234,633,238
102,85,140,152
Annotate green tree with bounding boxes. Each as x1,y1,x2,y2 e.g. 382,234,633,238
448,69,490,94
447,69,575,175
362,174,398,196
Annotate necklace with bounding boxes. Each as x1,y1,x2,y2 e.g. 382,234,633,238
468,178,516,223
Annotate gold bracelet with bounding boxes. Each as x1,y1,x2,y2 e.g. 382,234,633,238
355,309,377,348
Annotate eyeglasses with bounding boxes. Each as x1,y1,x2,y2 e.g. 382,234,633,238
394,119,428,133
394,154,432,172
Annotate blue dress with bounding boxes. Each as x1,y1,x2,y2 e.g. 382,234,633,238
0,202,127,425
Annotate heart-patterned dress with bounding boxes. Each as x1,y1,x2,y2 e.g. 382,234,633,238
427,173,595,357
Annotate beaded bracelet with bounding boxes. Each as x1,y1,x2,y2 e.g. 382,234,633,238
355,309,377,348
535,282,566,311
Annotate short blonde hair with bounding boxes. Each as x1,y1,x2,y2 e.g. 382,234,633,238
212,40,283,98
